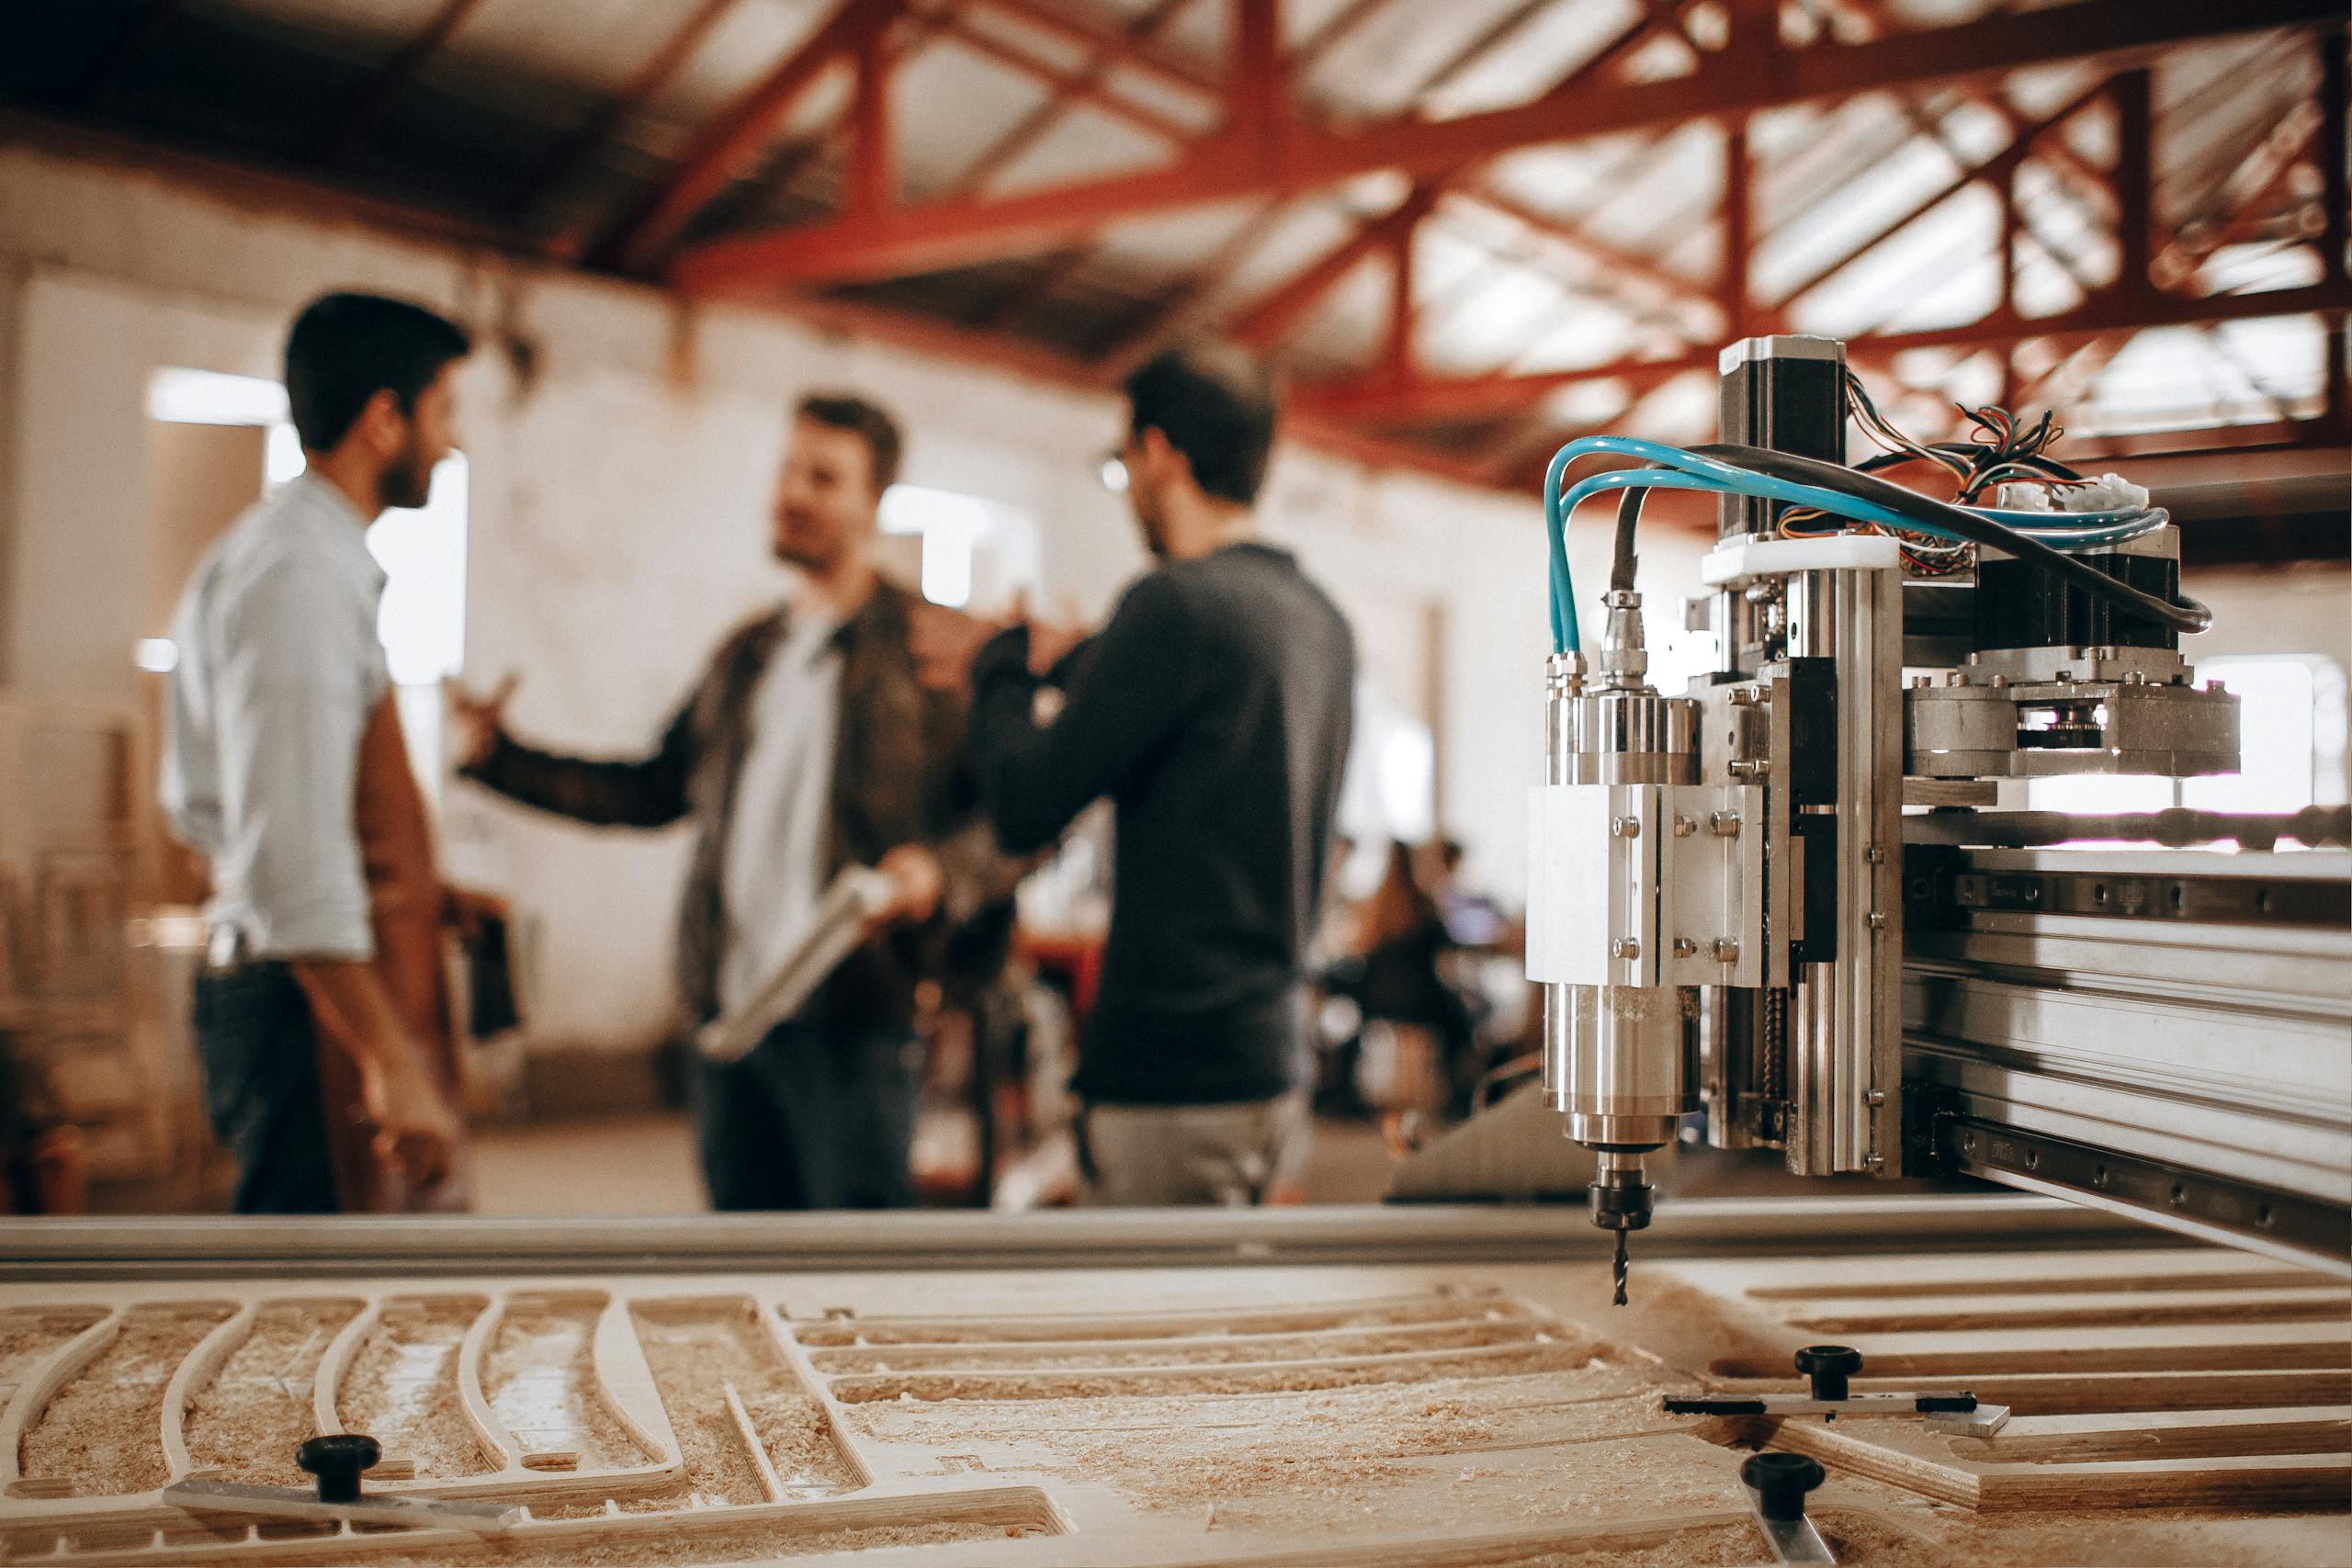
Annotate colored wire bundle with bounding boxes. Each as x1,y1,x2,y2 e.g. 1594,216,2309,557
1541,428,2206,656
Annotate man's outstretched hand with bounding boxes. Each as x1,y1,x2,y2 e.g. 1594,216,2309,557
444,673,517,771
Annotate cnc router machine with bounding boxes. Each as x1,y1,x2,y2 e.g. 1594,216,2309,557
0,335,2343,1568
1526,333,2350,1302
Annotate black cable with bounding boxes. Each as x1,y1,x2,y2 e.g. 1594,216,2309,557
1611,483,1642,593
1689,443,2211,635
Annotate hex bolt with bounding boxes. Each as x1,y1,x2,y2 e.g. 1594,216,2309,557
1864,845,1885,864
1943,670,1963,686
1866,911,1887,931
1710,938,1739,964
1673,815,1697,838
1672,937,1698,958
1909,675,1931,690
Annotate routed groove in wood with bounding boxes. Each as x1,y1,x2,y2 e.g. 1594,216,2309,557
183,1299,365,1485
627,1299,857,1504
335,1296,496,1479
18,1303,234,1496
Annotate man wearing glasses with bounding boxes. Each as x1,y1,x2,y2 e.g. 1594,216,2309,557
917,344,1355,1204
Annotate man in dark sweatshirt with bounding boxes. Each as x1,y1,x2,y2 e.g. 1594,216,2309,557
931,344,1355,1204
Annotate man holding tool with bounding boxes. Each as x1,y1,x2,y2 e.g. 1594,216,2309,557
449,393,1008,1210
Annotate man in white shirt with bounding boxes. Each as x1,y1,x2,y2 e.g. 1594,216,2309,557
162,293,469,1213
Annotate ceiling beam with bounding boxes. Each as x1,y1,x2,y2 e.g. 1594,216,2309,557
669,0,2335,294
525,0,747,239
591,0,904,272
1293,281,2352,423
307,0,491,164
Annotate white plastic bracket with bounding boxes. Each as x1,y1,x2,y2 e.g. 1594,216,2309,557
1701,534,1901,587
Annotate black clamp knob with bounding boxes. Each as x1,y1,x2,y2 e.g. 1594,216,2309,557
1794,1344,1863,1403
1742,1450,1826,1523
297,1434,381,1504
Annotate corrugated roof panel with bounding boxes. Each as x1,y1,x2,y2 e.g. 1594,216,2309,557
888,36,1064,197
423,0,685,103
1083,201,1271,277
1303,0,1555,121
1419,0,1647,119
631,0,837,129
980,101,1184,195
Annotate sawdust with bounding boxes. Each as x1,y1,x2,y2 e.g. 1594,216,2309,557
182,1299,364,1484
792,1291,1526,1347
482,1296,647,1471
807,1316,1558,1374
0,1307,103,1405
628,1300,856,1505
827,1338,1614,1404
17,1303,234,1496
1469,1509,1954,1566
336,1297,494,1480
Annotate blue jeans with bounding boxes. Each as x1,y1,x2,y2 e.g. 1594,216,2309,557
692,1021,920,1211
192,962,339,1213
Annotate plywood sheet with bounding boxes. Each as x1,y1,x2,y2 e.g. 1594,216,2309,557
0,1252,2340,1566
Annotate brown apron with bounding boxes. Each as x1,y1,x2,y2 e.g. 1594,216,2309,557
311,694,472,1213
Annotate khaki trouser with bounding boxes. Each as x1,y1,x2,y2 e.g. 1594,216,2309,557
1080,1091,1312,1206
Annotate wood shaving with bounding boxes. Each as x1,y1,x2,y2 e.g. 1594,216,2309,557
808,1317,1555,1374
829,1338,1614,1404
792,1292,1523,1347
0,1307,104,1406
336,1298,493,1480
17,1303,234,1496
183,1300,364,1484
482,1297,646,1472
628,1301,855,1505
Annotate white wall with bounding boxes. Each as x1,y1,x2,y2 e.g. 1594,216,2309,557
3,141,1699,1051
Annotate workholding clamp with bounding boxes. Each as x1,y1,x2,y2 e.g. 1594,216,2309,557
162,1433,522,1534
1661,1343,2010,1438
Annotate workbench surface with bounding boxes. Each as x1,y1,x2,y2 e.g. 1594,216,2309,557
0,1228,2345,1566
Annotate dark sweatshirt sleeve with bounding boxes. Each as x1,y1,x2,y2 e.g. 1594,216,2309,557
461,697,698,829
968,572,1205,855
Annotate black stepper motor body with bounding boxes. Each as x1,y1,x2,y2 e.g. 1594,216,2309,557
1973,547,2181,653
1718,335,1847,540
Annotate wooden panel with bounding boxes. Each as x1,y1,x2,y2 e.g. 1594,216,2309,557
0,1254,2341,1564
1653,1247,2352,1521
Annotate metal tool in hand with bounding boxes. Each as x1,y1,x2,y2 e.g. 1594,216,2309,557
696,865,898,1062
162,1435,521,1534
1742,1451,1834,1565
1662,1344,2010,1437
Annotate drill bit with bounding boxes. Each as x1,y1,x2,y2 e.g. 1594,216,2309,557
1612,1230,1629,1305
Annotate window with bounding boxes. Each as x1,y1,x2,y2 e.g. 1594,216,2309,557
146,367,468,792
877,483,1039,611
